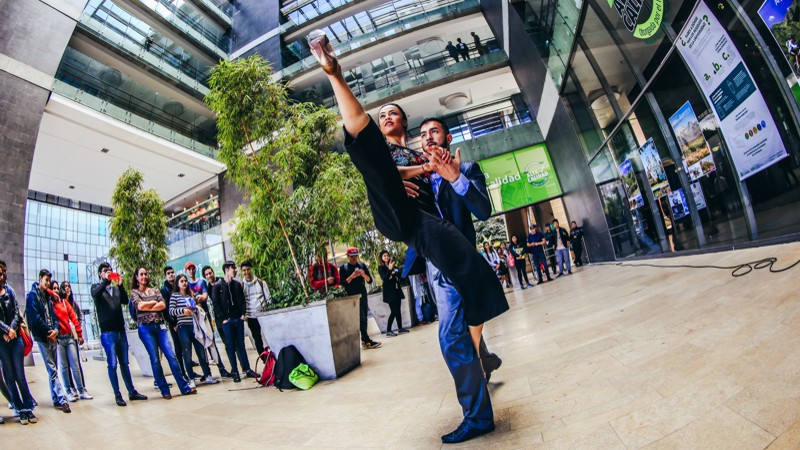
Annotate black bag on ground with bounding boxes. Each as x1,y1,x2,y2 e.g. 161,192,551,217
273,345,307,390
421,296,437,323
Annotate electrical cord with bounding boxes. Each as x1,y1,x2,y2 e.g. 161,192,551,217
596,256,800,278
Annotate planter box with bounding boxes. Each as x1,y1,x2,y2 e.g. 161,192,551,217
126,329,174,378
257,295,360,380
367,288,418,334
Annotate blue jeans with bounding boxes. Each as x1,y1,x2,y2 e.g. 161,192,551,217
221,318,250,374
0,337,34,411
37,340,67,405
100,331,136,397
427,261,494,429
555,248,571,274
177,325,211,378
137,323,191,395
57,335,84,393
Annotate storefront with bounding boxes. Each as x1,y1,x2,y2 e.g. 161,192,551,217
561,0,800,258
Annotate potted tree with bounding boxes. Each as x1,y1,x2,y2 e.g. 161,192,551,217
108,168,169,377
206,55,372,380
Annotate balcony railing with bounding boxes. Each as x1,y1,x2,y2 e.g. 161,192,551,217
278,0,480,79
54,47,218,156
136,0,230,54
167,197,223,259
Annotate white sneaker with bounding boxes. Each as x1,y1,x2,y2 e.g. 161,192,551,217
66,393,77,403
70,388,79,398
188,380,196,389
79,390,93,400
201,376,219,385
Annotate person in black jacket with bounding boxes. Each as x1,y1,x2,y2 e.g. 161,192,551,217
544,223,558,275
378,250,408,337
340,248,381,349
212,261,255,383
159,266,188,383
570,221,585,266
552,219,572,277
90,263,147,407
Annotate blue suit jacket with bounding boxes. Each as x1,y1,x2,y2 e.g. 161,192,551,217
403,161,492,276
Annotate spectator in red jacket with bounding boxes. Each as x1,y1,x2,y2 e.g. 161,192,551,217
51,281,92,401
308,253,340,292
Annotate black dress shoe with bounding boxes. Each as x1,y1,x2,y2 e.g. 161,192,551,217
483,355,502,382
441,421,495,444
115,394,127,407
232,372,242,383
129,392,148,401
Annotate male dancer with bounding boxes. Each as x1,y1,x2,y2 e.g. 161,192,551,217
308,32,507,443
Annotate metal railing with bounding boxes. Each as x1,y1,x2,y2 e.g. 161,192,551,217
138,0,230,52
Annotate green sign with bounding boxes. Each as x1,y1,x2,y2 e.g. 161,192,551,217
608,0,664,39
478,143,563,215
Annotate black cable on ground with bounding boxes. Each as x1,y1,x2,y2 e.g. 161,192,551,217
595,256,800,277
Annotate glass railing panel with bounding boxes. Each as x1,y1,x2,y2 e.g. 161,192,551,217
194,0,232,21
279,0,480,80
138,0,230,54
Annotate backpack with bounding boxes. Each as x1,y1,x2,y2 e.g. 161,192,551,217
253,347,277,387
288,363,319,390
421,293,437,323
273,345,307,391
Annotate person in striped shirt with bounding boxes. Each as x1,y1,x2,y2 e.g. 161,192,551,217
169,275,218,385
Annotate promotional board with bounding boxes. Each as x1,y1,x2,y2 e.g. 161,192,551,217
668,101,716,180
619,158,644,209
758,0,800,105
668,188,690,219
676,1,788,180
637,138,671,198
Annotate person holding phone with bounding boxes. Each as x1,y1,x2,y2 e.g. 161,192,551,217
91,263,148,406
378,250,408,337
169,274,218,385
340,248,380,349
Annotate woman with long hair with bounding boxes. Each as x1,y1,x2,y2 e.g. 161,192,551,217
482,242,502,283
129,267,195,399
0,261,36,425
497,242,513,288
58,281,86,398
378,250,408,337
50,279,92,402
169,274,217,385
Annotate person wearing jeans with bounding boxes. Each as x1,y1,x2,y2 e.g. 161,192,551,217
130,267,195,399
91,262,148,406
53,287,91,401
169,274,217,385
0,262,37,425
213,261,255,383
26,269,70,413
552,219,572,277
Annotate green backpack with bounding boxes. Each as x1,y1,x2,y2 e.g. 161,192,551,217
288,363,319,390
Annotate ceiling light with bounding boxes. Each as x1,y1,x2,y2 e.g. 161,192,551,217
178,173,185,178
440,92,470,110
101,148,110,153
589,90,621,110
69,185,75,189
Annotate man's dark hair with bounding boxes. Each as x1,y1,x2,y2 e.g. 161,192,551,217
530,224,538,229
38,269,51,279
163,265,174,276
201,265,214,278
240,261,253,269
97,262,111,275
553,219,559,225
420,117,450,136
222,261,236,273
0,260,6,270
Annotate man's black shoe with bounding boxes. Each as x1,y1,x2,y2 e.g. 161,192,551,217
441,421,495,444
537,280,544,285
557,273,563,278
483,355,502,382
245,369,258,379
232,372,242,383
219,369,232,379
191,361,200,367
115,394,127,407
129,392,148,401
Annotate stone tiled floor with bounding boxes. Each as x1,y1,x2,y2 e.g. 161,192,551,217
3,242,800,449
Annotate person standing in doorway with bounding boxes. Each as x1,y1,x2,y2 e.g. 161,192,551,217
340,247,381,349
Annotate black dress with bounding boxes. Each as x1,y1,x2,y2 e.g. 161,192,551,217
344,119,508,326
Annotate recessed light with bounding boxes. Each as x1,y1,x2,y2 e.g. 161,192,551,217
101,148,110,153
178,173,185,178
69,185,75,189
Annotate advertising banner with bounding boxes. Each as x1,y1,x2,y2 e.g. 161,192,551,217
668,102,716,180
758,0,800,105
668,188,690,219
690,181,707,210
619,158,644,209
676,2,788,180
637,138,671,198
478,143,562,214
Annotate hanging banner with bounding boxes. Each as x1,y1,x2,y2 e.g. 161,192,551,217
637,138,671,198
690,181,707,210
668,188,690,219
668,101,716,180
757,0,800,106
676,1,788,180
619,159,644,209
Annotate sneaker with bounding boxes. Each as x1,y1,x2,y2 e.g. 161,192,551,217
232,372,242,383
245,369,258,379
18,412,27,425
200,376,219,385
520,285,527,290
61,402,71,413
69,388,79,398
397,328,410,334
162,394,172,400
129,391,148,401
568,270,572,275
53,402,62,410
527,283,534,288
362,341,382,349
0,415,4,424
386,331,397,337
556,273,563,278
189,373,202,381
191,361,200,367
79,390,93,400
26,411,37,423
188,380,196,389
185,388,198,395
115,394,127,407
66,393,77,403
219,369,232,379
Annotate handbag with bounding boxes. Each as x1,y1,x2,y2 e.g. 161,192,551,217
18,318,33,356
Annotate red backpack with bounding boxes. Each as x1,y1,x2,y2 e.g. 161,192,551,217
254,347,277,387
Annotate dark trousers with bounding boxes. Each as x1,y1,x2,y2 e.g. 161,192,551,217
386,299,402,332
177,325,211,378
515,258,531,285
531,251,551,281
213,318,229,371
100,331,136,397
0,337,34,411
246,318,265,353
573,242,584,265
346,121,508,326
221,318,251,374
427,261,493,429
168,325,186,377
358,291,370,343
547,248,557,274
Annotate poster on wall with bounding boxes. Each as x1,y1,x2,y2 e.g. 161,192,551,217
619,159,644,209
757,0,800,105
668,102,715,180
676,1,788,180
668,188,690,219
690,181,707,210
637,138,671,198
478,143,563,215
